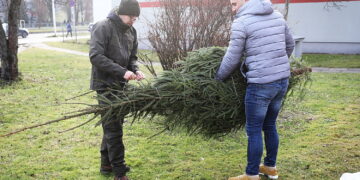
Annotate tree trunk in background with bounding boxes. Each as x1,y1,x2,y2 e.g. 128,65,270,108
284,0,290,20
1,0,21,81
19,0,28,23
76,0,84,25
0,19,8,76
66,2,71,23
46,0,53,22
0,0,9,22
84,0,93,23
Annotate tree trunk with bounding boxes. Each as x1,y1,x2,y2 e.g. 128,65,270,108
46,0,53,23
19,0,28,23
1,0,21,81
0,19,8,76
0,0,9,22
284,0,290,20
66,3,71,23
84,0,93,23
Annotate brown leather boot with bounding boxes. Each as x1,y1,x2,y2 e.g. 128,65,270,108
259,164,278,179
228,174,260,180
114,176,129,180
100,165,130,175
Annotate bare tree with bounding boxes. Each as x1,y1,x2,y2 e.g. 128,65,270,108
148,0,231,70
76,0,83,24
0,0,9,22
83,0,93,23
25,0,92,26
71,0,91,25
0,0,22,82
284,0,346,20
19,0,27,23
26,0,70,27
284,0,290,20
0,0,8,7
0,19,7,75
65,1,71,22
29,0,50,27
324,0,348,10
0,0,8,10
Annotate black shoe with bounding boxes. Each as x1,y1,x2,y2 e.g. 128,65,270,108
100,165,130,175
124,165,131,173
113,166,131,180
114,176,129,180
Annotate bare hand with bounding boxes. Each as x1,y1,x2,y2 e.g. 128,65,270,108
135,71,145,81
123,71,137,80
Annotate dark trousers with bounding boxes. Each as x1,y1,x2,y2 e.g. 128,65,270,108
66,31,72,37
97,90,127,177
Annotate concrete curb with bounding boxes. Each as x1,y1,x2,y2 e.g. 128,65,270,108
312,67,360,73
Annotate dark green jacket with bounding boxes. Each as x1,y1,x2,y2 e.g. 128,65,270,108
89,12,139,90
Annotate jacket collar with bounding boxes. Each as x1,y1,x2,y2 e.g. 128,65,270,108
107,12,131,32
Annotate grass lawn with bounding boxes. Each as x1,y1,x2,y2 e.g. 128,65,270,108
46,39,91,53
302,54,360,68
0,48,359,179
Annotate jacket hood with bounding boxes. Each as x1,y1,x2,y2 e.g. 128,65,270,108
235,0,273,18
107,10,131,31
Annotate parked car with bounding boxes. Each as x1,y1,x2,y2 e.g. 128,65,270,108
88,23,94,32
2,23,29,38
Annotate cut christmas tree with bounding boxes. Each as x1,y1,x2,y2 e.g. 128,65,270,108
1,47,311,138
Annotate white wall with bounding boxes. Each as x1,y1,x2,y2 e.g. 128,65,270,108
275,1,360,54
281,2,360,43
94,0,360,54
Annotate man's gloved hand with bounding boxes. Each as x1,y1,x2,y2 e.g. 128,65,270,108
124,71,137,80
135,71,145,81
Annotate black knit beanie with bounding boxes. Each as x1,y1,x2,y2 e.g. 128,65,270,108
117,0,140,16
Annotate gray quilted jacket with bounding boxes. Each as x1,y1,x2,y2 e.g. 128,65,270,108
215,0,295,84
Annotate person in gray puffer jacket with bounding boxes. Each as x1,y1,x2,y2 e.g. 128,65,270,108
215,0,294,180
215,0,294,83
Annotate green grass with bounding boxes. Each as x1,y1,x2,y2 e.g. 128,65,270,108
0,48,359,179
302,54,360,68
46,39,91,53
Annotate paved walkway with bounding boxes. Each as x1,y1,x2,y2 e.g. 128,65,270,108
20,43,360,74
18,34,90,54
312,67,360,73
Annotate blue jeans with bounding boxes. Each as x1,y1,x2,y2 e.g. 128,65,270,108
245,78,289,175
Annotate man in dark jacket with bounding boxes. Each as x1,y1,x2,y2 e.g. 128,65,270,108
89,0,144,179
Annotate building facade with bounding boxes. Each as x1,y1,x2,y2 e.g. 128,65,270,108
273,0,360,54
92,0,360,54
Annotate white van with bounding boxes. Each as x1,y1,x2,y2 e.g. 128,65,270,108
2,23,29,38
